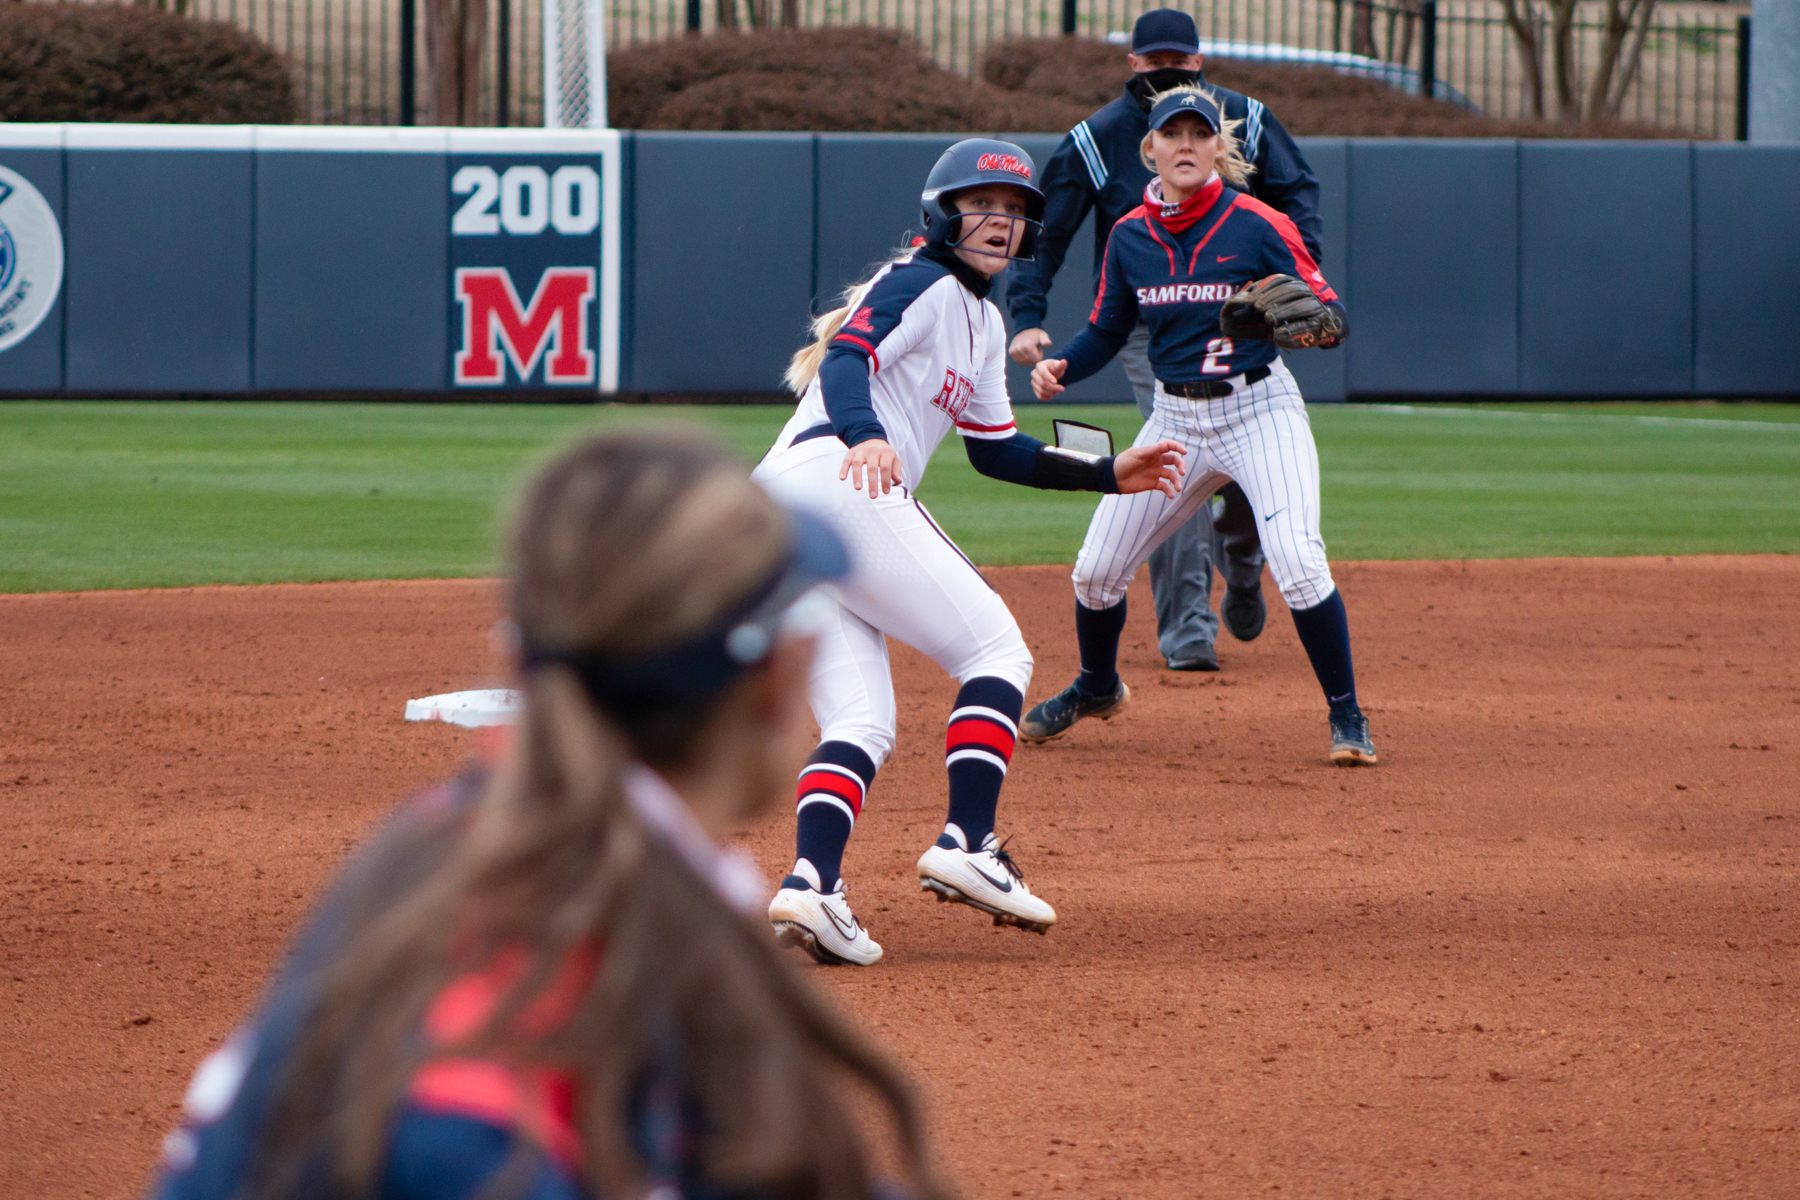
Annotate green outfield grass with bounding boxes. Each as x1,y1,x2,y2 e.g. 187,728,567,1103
1,400,1795,592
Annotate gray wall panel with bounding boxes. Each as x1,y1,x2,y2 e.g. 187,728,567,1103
1282,137,1348,402
255,152,447,390
0,148,64,393
629,132,813,392
1693,145,1800,395
1346,139,1518,394
815,133,954,308
65,150,253,392
1519,142,1693,394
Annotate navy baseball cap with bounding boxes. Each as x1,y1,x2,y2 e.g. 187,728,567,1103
1132,9,1201,55
1147,89,1222,134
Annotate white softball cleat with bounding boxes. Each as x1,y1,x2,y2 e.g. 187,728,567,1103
916,830,1057,935
768,861,883,967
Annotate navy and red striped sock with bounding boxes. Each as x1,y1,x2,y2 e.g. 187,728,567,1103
942,677,1023,851
792,741,876,893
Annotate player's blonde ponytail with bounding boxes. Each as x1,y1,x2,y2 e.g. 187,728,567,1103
1139,84,1255,190
784,246,918,395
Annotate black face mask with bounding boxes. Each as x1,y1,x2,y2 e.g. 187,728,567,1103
1128,66,1201,107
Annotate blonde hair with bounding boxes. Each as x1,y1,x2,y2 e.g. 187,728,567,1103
785,246,917,395
260,433,949,1200
1138,84,1255,190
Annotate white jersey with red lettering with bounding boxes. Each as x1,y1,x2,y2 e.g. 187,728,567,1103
772,252,1018,494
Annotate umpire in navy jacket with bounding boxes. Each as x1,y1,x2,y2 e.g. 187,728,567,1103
1007,8,1324,672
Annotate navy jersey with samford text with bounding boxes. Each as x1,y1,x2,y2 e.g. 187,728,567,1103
1005,76,1322,331
1074,180,1340,384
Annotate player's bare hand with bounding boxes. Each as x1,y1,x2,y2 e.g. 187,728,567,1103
1009,328,1053,366
1030,358,1068,402
1112,439,1187,499
840,439,903,498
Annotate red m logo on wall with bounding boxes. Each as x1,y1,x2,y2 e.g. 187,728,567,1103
454,267,596,385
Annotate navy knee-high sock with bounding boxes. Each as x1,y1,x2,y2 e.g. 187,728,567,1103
1075,599,1128,696
1289,588,1359,715
942,677,1023,851
792,741,876,892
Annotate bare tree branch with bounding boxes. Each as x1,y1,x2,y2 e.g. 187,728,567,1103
1605,0,1660,115
1498,0,1547,119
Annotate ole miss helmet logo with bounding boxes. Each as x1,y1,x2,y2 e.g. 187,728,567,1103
976,153,1031,180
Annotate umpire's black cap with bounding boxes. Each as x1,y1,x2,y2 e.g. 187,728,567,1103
1132,9,1201,55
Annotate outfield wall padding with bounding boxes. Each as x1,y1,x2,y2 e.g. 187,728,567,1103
1345,140,1520,396
255,141,449,391
65,138,256,392
1692,145,1800,396
629,132,815,393
1518,142,1694,396
0,128,1795,399
0,135,64,393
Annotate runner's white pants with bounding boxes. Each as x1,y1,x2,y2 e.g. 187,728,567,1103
754,438,1034,773
1073,359,1336,613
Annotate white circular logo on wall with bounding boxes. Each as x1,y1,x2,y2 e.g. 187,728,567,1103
0,165,65,355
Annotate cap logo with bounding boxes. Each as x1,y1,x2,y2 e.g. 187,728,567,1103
1181,95,1197,106
976,153,1031,180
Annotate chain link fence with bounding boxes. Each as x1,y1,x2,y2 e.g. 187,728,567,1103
71,0,1747,135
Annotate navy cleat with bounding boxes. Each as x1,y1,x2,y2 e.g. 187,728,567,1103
1222,582,1267,642
1019,677,1130,744
1328,708,1378,766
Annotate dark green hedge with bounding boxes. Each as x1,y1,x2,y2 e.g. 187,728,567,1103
0,3,297,124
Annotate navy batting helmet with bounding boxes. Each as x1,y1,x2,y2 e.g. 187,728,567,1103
919,138,1047,261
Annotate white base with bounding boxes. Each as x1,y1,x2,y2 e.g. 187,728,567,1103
404,689,521,728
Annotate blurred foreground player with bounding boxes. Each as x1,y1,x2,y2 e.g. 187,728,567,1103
150,433,949,1200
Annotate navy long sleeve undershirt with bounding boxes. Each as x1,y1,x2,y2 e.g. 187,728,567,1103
965,431,1120,492
817,344,887,448
1051,322,1132,387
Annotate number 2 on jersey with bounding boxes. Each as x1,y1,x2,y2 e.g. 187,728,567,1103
1201,337,1234,376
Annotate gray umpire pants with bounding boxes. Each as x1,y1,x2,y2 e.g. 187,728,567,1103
1118,322,1267,662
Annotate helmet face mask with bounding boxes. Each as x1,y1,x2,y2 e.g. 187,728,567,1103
935,185,1043,263
919,139,1047,262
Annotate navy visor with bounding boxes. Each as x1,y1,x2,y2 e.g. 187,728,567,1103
1147,90,1222,135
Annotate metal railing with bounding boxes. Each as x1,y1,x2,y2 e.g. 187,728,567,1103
68,0,1747,136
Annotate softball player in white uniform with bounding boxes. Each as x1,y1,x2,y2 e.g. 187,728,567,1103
1021,87,1377,767
755,140,1184,966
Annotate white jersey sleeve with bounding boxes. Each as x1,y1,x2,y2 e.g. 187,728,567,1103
955,298,1019,442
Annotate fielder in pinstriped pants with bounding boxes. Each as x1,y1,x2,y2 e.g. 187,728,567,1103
1119,321,1268,667
1075,363,1331,615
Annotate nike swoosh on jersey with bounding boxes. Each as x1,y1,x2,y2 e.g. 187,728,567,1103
1217,254,1239,262
1262,507,1286,522
971,863,1014,893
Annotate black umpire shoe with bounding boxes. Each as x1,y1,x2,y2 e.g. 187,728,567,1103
1222,582,1267,642
1019,677,1131,743
1166,642,1218,672
1329,708,1378,766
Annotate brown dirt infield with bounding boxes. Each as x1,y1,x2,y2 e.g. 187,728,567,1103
3,558,1797,1198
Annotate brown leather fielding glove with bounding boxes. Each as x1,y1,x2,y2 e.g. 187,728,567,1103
1219,274,1346,350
